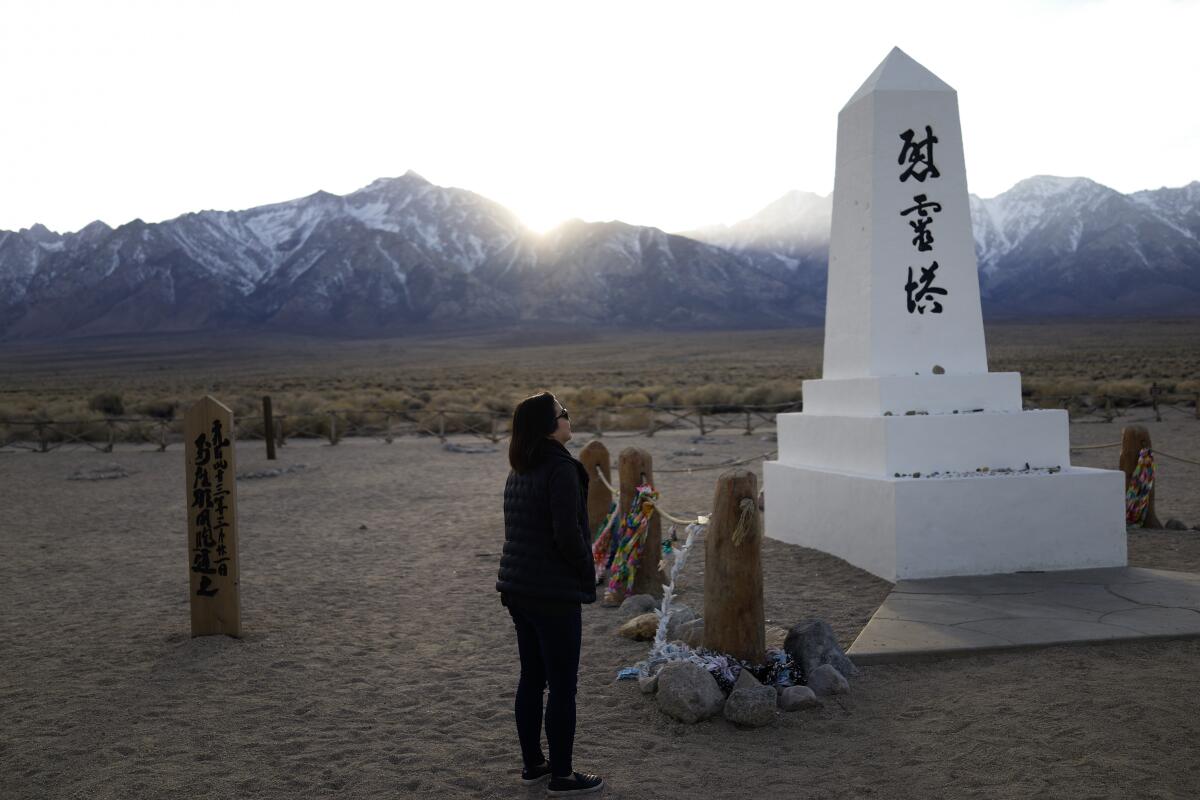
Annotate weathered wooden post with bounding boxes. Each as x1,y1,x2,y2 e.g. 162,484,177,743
1119,425,1163,529
384,413,394,444
744,410,753,435
620,447,661,598
1104,395,1114,423
184,396,242,637
36,423,48,453
158,420,168,451
438,411,446,441
579,441,612,542
106,420,115,453
328,412,338,445
646,404,656,437
698,410,706,436
1151,382,1162,422
262,396,276,460
703,468,765,663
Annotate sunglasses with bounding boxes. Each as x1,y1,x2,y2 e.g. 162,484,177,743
555,407,570,422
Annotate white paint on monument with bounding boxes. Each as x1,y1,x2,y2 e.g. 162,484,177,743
764,47,1127,581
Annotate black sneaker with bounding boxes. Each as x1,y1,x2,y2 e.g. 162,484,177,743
521,761,553,786
547,771,605,796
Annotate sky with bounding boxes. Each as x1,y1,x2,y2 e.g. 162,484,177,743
1,0,1197,235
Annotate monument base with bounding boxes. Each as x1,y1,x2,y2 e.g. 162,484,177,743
763,461,1127,582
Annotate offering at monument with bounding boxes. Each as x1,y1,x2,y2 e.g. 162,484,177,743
764,48,1127,581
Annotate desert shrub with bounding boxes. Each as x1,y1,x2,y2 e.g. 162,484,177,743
137,400,179,420
685,383,736,409
88,392,124,416
1096,380,1151,401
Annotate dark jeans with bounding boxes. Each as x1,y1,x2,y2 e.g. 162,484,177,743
506,604,582,777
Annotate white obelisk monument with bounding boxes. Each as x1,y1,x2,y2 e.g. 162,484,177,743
763,48,1127,581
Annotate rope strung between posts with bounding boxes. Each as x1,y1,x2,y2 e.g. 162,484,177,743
591,464,708,526
1157,449,1200,467
655,449,778,474
1067,441,1200,466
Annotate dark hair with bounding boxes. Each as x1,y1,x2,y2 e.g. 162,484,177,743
508,391,558,473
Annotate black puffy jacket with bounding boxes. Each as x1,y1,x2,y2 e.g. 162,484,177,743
496,439,597,604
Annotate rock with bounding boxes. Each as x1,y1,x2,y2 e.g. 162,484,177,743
807,664,849,696
617,612,659,641
779,685,822,711
656,661,725,724
442,441,498,454
67,463,130,481
1165,518,1188,531
723,685,778,727
733,667,760,692
784,619,859,680
676,618,705,648
638,672,659,695
617,593,658,619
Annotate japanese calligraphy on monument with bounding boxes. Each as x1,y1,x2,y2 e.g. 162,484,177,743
898,125,948,314
184,395,242,637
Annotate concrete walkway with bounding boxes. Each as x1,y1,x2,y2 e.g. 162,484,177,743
847,567,1200,664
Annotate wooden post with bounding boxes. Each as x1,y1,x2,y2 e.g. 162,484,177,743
620,447,661,599
1119,425,1163,529
384,414,393,444
328,412,338,445
158,420,168,451
579,441,613,543
1104,395,1114,423
744,410,753,435
698,411,706,436
262,396,276,461
703,468,765,663
37,423,48,453
646,404,656,437
596,408,604,438
438,411,446,441
183,396,242,637
490,413,498,443
106,420,115,453
1151,382,1161,422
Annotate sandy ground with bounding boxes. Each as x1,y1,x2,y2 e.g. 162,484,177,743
2,412,1200,800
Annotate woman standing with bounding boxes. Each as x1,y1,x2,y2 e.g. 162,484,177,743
497,391,605,796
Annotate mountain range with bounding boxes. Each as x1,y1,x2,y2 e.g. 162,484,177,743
1,171,1197,341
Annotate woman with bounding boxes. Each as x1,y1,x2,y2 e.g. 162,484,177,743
496,391,605,796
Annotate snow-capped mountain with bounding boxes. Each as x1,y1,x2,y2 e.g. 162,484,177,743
1,173,1196,340
0,172,802,339
686,176,1200,318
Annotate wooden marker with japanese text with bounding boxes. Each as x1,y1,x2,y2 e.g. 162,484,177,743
184,395,242,637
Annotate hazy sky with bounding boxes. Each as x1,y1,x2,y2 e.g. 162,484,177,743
2,0,1197,235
